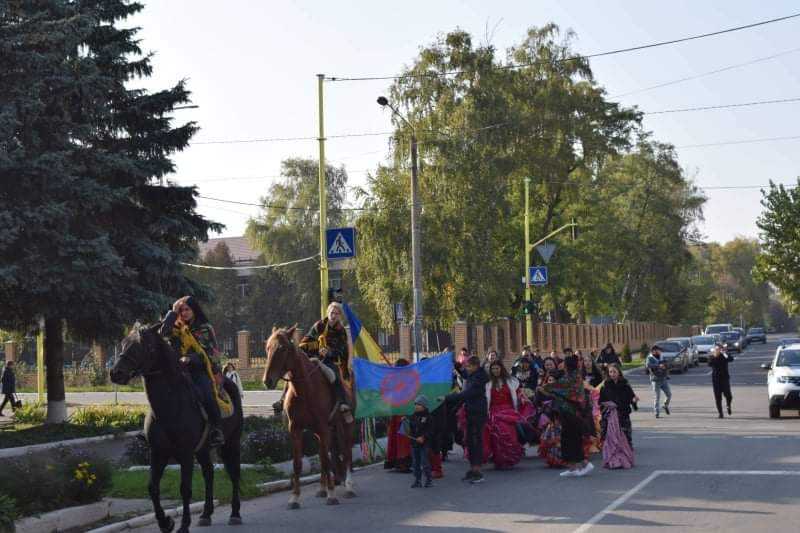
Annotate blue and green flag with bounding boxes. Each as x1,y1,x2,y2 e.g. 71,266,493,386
353,355,453,419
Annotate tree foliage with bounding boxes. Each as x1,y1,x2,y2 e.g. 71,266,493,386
756,180,800,313
0,1,218,420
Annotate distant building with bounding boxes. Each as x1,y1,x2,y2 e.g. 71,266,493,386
198,236,260,298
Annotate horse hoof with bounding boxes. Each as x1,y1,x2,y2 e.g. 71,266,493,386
326,497,339,506
316,489,327,498
228,516,243,526
288,502,300,510
160,516,175,533
198,516,212,527
344,490,356,499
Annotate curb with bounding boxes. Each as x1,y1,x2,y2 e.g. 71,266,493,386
87,500,216,533
16,500,112,533
0,430,140,459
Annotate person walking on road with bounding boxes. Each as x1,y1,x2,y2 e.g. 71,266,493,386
708,345,733,418
0,360,17,417
646,345,672,418
444,356,489,484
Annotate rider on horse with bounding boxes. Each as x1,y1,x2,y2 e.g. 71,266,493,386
298,302,352,418
160,296,225,448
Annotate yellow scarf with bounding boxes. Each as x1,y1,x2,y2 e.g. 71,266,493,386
173,325,233,418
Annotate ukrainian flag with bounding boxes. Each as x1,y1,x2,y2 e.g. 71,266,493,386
343,303,388,364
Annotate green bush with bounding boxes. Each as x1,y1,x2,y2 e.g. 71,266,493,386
0,494,16,533
69,404,146,430
0,449,112,518
123,436,150,466
12,402,45,425
621,343,632,363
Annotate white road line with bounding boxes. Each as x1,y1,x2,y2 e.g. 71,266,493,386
574,470,800,532
572,471,661,533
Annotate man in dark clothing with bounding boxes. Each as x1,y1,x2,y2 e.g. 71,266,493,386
708,345,733,418
443,356,489,484
408,395,434,488
0,361,16,416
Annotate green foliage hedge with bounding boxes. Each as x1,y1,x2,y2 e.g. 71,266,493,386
0,494,16,533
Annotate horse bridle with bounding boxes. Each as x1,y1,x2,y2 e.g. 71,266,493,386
272,338,319,384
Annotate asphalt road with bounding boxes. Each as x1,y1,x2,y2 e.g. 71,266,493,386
129,337,800,532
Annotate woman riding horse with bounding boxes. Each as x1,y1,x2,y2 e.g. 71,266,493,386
160,296,225,448
298,302,353,421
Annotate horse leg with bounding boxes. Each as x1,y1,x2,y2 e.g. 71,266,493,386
342,423,356,498
220,439,242,525
318,430,338,506
196,449,214,526
287,429,303,510
315,433,327,498
149,451,174,533
177,456,194,533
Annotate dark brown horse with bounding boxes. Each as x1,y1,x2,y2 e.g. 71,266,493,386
262,326,356,509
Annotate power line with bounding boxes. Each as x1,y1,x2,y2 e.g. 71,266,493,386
182,254,319,271
198,194,379,211
677,134,800,149
326,12,800,82
191,131,392,145
611,46,800,99
646,96,800,115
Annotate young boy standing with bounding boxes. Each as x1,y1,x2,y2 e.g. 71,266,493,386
408,395,434,487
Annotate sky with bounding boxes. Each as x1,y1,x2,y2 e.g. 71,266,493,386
129,1,800,245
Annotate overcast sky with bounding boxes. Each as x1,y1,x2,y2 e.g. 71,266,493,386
130,1,800,245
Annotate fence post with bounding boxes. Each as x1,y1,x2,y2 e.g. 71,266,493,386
500,318,513,356
92,341,107,369
237,330,251,368
453,320,468,354
475,326,486,356
4,340,17,363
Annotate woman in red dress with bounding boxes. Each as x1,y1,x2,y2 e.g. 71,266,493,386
484,361,534,469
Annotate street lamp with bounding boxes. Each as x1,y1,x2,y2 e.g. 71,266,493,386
377,96,424,361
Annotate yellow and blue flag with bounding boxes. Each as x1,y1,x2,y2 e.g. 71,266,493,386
343,302,389,364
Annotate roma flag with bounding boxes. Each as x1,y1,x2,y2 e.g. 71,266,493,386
343,303,388,364
353,355,453,419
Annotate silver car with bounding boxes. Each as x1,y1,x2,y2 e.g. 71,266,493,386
668,337,699,367
653,340,689,373
692,335,717,362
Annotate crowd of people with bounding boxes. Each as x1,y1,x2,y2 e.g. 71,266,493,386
385,342,641,486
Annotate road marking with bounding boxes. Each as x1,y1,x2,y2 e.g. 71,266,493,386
574,470,800,533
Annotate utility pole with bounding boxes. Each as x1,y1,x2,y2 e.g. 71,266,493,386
524,177,533,344
410,132,424,362
317,74,329,318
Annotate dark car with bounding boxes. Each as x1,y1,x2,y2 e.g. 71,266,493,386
733,327,748,348
746,327,767,344
719,331,744,354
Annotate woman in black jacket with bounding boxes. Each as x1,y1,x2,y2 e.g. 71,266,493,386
599,364,638,446
0,360,17,417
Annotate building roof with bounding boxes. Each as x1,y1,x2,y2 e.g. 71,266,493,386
198,236,260,266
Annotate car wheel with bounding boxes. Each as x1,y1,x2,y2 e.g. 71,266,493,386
769,404,781,419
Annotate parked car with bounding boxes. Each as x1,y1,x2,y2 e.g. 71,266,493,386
704,323,733,336
762,344,800,418
653,340,689,373
778,337,800,348
746,327,767,344
667,337,699,366
691,335,717,362
719,331,744,354
733,327,748,348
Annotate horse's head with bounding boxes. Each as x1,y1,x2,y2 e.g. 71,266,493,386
110,323,166,384
263,325,298,390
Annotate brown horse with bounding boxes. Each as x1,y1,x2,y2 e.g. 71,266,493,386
262,326,356,509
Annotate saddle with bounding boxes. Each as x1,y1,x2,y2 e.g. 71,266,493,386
309,357,336,383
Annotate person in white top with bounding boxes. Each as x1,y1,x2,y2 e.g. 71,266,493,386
223,362,245,399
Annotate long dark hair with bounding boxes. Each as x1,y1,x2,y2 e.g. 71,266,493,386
489,361,510,388
184,296,210,326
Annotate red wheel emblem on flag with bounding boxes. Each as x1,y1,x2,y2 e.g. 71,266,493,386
380,369,421,407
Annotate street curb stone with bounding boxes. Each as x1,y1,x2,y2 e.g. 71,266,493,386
0,430,140,459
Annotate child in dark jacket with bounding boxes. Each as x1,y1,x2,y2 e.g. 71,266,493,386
407,395,434,487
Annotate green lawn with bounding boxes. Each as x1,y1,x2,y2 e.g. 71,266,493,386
109,467,281,503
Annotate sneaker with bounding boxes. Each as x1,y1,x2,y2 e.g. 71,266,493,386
663,404,670,415
411,480,422,488
655,413,660,419
461,471,476,481
576,462,594,477
424,479,433,488
560,469,578,477
469,473,485,484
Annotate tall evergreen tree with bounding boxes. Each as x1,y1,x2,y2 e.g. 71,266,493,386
0,1,219,421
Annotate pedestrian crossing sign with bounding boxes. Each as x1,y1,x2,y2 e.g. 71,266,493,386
326,227,356,260
529,266,548,286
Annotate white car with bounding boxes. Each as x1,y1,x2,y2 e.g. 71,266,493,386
704,323,733,336
691,335,717,362
762,343,800,419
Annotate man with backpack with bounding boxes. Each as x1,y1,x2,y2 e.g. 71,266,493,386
646,345,672,418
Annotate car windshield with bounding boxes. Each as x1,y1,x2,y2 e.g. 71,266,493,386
780,338,800,346
776,349,800,367
667,338,689,347
655,342,681,353
720,332,740,341
706,326,730,334
748,328,764,334
692,336,714,344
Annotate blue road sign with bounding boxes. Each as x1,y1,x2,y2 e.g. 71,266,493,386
326,227,356,259
529,266,548,286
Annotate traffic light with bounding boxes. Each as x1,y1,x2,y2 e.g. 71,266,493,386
522,300,537,316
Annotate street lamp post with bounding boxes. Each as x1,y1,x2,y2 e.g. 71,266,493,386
377,96,424,361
